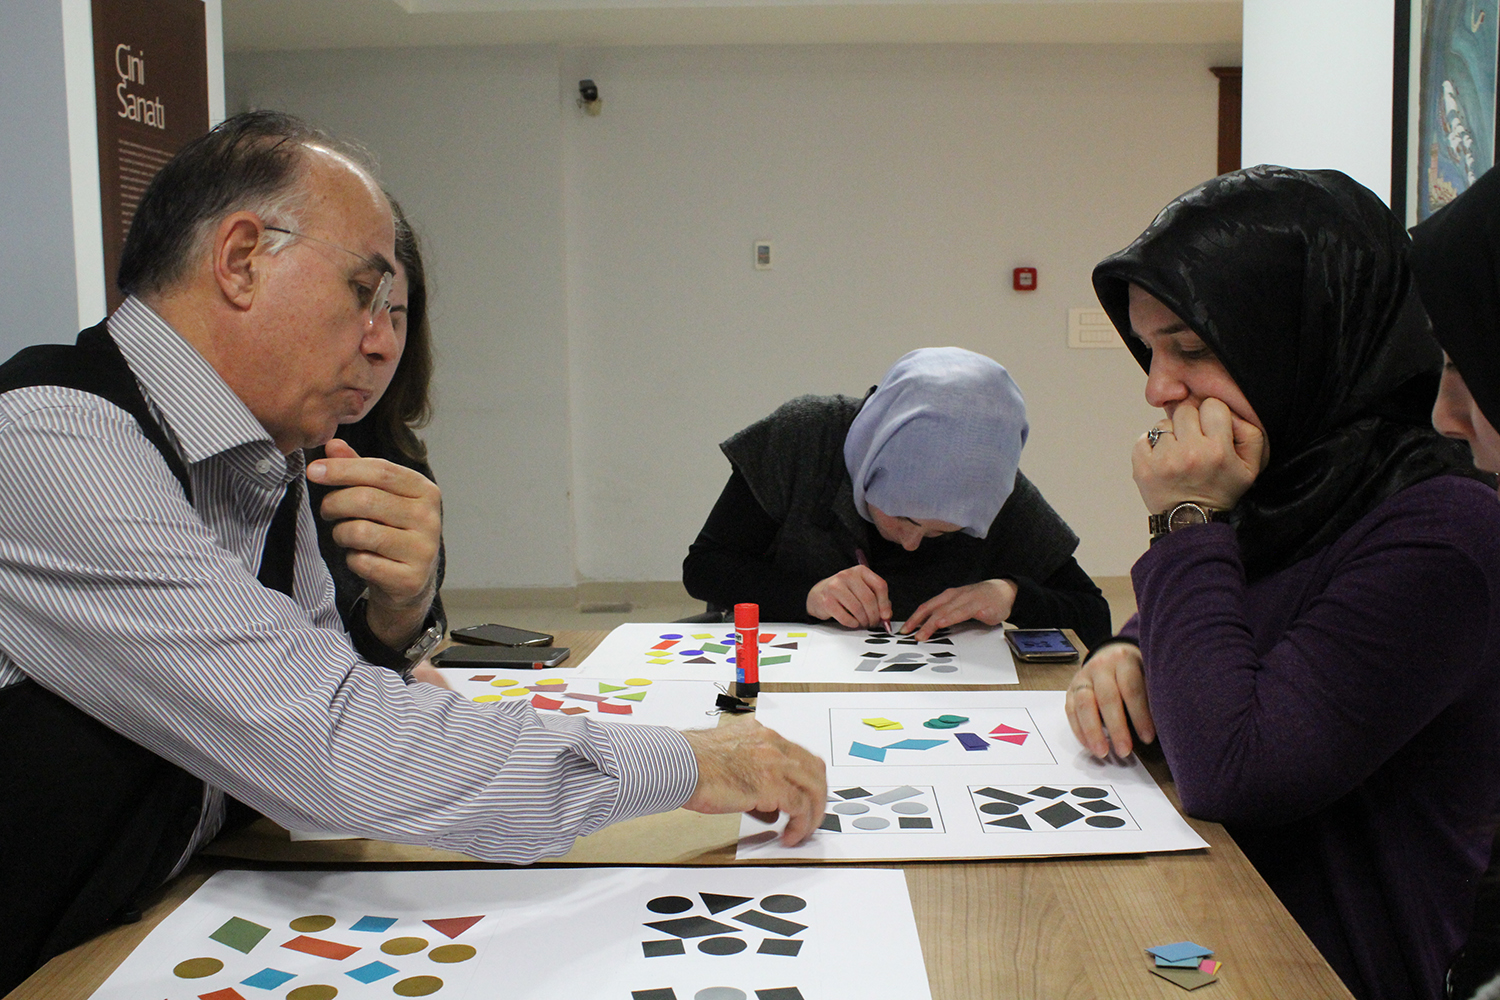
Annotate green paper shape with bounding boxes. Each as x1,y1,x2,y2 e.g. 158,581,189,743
702,643,730,654
618,691,647,702
923,718,959,729
209,916,270,954
598,683,626,693
760,654,791,665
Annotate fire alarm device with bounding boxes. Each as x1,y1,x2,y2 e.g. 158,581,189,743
1013,267,1037,291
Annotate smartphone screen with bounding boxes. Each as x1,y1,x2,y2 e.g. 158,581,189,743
450,623,555,647
1005,629,1079,662
432,645,571,668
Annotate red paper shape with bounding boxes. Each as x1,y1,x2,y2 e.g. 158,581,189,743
598,701,633,715
424,915,484,939
468,674,496,682
651,640,678,650
561,706,589,715
531,695,564,710
281,935,360,960
199,990,248,1000
992,733,1028,746
990,724,1029,745
759,634,776,643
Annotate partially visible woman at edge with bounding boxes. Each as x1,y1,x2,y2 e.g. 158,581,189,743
682,347,1111,648
306,201,447,683
1064,165,1500,1000
1409,165,1500,1000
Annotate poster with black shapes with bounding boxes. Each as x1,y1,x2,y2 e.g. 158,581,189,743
88,868,931,1000
578,621,1018,685
738,691,1207,862
968,784,1141,833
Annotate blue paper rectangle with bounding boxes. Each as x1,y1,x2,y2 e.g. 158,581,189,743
885,739,946,751
955,732,989,751
1146,941,1214,963
350,915,398,933
849,742,887,762
346,960,399,984
241,968,297,990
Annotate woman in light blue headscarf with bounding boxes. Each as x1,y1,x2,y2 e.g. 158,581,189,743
682,347,1110,647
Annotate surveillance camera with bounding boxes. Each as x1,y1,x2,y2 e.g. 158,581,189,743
579,79,599,103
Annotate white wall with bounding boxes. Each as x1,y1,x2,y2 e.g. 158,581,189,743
1242,0,1395,202
229,41,1232,587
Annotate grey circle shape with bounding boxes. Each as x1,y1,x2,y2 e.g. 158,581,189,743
1087,815,1126,829
853,816,891,830
930,664,958,673
979,801,1019,816
761,894,807,913
1072,787,1109,798
833,801,870,815
695,990,748,1000
646,895,693,914
891,801,928,814
698,937,748,956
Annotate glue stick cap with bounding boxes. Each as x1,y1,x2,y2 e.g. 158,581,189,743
734,603,759,629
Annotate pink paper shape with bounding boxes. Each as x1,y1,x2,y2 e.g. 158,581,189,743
598,701,633,715
531,694,564,710
991,733,1028,746
564,692,609,703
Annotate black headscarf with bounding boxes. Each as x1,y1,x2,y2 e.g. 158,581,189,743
1411,165,1500,431
1094,165,1480,580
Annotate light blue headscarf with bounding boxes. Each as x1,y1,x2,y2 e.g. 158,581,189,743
843,347,1028,539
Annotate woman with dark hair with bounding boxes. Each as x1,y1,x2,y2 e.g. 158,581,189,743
1064,165,1500,1000
1409,166,1500,1000
683,347,1110,647
306,201,445,638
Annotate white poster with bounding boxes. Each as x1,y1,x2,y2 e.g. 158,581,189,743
577,622,1018,686
737,691,1207,861
89,867,933,1000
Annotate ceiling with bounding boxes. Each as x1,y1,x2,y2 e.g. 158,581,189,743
222,0,1243,51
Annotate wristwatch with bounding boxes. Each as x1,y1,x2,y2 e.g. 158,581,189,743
349,593,446,676
1148,502,1230,540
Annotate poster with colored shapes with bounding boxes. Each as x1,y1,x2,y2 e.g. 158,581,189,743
736,691,1206,861
88,867,932,1000
577,622,1017,685
435,669,720,730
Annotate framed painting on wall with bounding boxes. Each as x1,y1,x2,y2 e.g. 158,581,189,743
1397,0,1500,224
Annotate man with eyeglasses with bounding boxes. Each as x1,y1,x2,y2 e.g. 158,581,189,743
0,111,825,993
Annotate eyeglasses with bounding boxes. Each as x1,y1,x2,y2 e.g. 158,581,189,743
263,225,394,328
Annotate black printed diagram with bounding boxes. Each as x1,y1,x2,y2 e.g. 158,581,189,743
968,784,1140,832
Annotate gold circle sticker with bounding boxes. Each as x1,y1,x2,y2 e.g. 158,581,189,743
172,957,223,979
381,936,429,956
393,976,444,997
429,943,477,963
286,986,339,1000
625,678,654,687
288,914,337,932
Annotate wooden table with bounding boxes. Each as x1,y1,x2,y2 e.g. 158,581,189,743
10,629,1353,1000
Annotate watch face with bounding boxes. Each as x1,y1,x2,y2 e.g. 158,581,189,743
1168,503,1209,530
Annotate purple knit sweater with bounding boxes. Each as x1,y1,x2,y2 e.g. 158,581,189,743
1124,475,1500,1000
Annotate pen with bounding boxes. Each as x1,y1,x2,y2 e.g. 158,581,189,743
734,603,760,699
854,548,894,634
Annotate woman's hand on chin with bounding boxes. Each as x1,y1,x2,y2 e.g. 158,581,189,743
1133,397,1268,513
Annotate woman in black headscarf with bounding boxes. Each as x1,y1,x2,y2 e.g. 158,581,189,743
1411,166,1500,1000
1065,165,1500,1000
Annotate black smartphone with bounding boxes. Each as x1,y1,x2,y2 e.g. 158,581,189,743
450,623,555,647
1004,629,1079,663
432,645,571,668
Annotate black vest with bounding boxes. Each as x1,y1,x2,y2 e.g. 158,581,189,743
0,322,267,992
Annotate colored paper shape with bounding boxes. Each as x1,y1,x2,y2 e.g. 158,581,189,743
643,915,739,939
560,706,589,715
974,786,1032,805
683,657,714,664
755,986,808,999
199,989,248,1000
991,733,1029,746
346,961,399,983
564,692,609,702
700,892,754,914
898,817,934,829
787,632,807,637
987,814,1031,830
281,935,360,960
349,916,397,933
1149,966,1218,990
625,678,653,686
530,694,564,710
617,691,647,702
955,733,989,751
641,939,685,957
991,723,1028,736
690,633,714,639
1200,960,1222,975
869,785,922,805
848,742,887,762
599,683,626,693
632,990,679,1000
884,739,945,750
758,938,803,956
598,701,633,715
732,909,807,937
760,654,792,665
1029,786,1066,799
651,640,678,650
423,915,484,939
702,643,730,654
648,658,673,665
210,917,271,954
468,674,495,682
1036,802,1085,828
772,642,798,649
1156,955,1204,968
240,968,295,989
861,717,902,730
834,786,872,799
818,813,842,832
1146,942,1214,963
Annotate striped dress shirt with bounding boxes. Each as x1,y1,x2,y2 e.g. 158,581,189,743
0,297,696,866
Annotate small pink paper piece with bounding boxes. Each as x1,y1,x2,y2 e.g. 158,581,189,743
1199,959,1221,975
989,723,1029,745
598,701,633,715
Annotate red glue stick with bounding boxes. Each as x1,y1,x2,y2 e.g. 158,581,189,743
735,602,760,699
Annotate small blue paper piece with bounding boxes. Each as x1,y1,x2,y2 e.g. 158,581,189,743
884,739,946,751
849,742,887,762
346,961,399,984
1154,955,1205,968
350,915,398,933
241,968,297,990
955,732,989,751
1146,941,1214,963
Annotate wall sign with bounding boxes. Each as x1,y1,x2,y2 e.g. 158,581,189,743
92,0,209,312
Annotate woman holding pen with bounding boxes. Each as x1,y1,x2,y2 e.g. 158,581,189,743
681,347,1111,647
